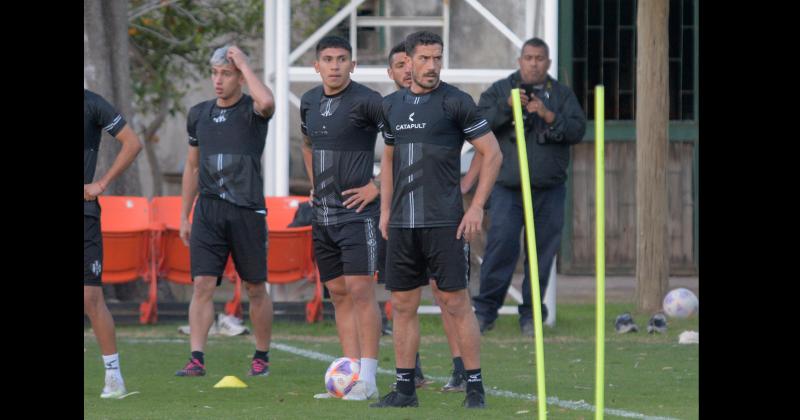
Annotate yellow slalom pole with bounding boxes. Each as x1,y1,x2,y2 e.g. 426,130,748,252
594,85,606,420
510,88,547,419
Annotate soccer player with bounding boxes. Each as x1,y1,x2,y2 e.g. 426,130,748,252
384,41,473,393
300,36,383,401
84,89,143,398
370,31,502,409
175,45,276,378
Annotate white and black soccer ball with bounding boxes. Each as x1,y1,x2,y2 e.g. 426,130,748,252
662,288,698,318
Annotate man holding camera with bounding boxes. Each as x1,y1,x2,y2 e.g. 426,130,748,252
472,38,586,337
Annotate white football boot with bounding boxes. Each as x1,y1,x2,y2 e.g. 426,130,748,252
342,380,378,401
100,373,127,399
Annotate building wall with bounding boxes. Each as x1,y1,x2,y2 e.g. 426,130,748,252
566,141,696,275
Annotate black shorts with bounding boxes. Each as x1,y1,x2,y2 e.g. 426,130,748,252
384,226,470,292
377,235,433,284
84,215,103,286
190,197,268,284
313,217,379,282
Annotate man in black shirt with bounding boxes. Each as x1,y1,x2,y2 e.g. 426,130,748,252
300,36,384,401
370,31,502,410
175,45,276,378
472,38,586,337
384,41,473,394
84,89,143,398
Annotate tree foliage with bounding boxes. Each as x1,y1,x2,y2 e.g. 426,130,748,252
125,0,355,195
128,0,264,120
292,0,352,40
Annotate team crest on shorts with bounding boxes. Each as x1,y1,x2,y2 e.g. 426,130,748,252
91,260,102,276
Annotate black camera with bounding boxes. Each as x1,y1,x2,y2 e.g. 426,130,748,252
520,83,544,100
519,83,535,99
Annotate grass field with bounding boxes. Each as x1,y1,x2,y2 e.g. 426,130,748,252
84,303,698,419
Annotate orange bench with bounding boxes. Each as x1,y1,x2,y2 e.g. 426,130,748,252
98,195,321,324
265,196,322,323
97,196,158,324
150,196,243,318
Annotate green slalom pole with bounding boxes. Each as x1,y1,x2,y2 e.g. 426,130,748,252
594,85,606,420
510,88,547,419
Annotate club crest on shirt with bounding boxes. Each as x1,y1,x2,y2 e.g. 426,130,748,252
91,260,102,276
213,110,227,123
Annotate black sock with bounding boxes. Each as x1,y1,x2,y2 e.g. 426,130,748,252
414,353,424,377
395,368,416,396
253,350,269,362
453,357,465,374
465,369,484,394
191,351,205,365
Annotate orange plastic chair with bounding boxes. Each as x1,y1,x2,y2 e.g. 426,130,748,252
97,196,158,324
150,196,242,318
264,196,322,323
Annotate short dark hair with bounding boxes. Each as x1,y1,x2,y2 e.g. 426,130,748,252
388,42,406,66
404,31,443,57
316,35,352,58
522,37,550,57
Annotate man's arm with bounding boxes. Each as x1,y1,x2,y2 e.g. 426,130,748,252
527,87,587,145
461,149,482,195
179,146,200,246
342,93,382,212
478,82,518,131
83,125,142,200
227,46,275,118
378,145,394,240
556,89,588,144
342,179,379,213
456,132,502,241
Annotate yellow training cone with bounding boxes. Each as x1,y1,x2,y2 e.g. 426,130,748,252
214,375,248,388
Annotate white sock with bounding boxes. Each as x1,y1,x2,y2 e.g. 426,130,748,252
360,358,378,385
102,353,122,376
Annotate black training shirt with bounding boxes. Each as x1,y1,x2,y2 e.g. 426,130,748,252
381,82,490,228
300,81,383,225
187,94,270,211
84,89,127,217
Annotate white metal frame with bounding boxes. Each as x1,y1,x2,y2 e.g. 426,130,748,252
262,0,560,317
262,0,558,196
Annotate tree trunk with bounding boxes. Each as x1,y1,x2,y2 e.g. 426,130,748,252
85,0,145,302
141,98,171,197
84,0,141,197
635,0,670,312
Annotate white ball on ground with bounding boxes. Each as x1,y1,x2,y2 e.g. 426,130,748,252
662,288,698,318
324,357,360,398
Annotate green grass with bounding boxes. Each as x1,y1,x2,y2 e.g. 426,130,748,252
84,303,698,419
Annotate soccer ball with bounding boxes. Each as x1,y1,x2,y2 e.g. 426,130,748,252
324,357,360,398
662,288,699,318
